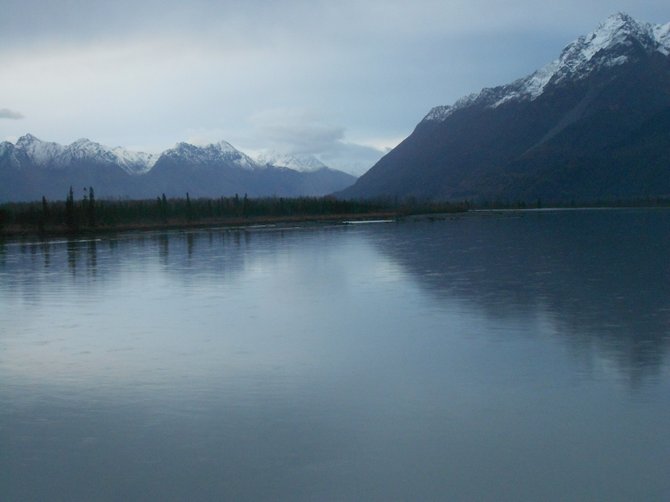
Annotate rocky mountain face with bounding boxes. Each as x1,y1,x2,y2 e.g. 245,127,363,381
0,136,356,202
340,13,670,203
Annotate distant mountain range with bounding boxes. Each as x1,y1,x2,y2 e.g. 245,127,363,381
0,135,356,202
340,13,670,203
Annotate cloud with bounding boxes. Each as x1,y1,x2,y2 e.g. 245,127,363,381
249,109,345,154
3,1,668,48
247,108,387,174
1,0,669,176
0,108,23,120
318,141,389,176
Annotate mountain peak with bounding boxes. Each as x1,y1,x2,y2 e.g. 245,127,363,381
579,11,658,57
605,11,637,26
16,133,40,146
67,138,105,154
212,140,237,153
163,140,259,170
256,151,328,172
15,134,65,166
71,137,95,146
110,146,157,174
424,13,670,122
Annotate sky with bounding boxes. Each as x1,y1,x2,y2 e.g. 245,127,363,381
1,1,670,175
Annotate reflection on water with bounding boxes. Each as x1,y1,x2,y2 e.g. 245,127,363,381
371,210,670,385
1,212,670,501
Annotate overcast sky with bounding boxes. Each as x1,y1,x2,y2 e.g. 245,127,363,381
1,1,669,174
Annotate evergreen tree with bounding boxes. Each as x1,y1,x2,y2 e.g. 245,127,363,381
161,193,168,222
65,186,76,230
87,186,96,227
40,196,49,231
186,192,192,220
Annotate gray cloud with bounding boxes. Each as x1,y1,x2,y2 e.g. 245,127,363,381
247,108,387,174
250,109,345,154
318,142,388,176
0,108,24,120
3,1,669,44
1,1,669,174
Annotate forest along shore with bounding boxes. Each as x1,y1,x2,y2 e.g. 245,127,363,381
0,193,466,238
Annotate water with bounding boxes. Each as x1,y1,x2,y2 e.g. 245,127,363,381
1,209,669,501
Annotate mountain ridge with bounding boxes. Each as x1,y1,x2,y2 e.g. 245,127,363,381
0,135,357,201
339,13,670,203
423,13,670,123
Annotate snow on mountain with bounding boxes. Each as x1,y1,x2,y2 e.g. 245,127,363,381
61,138,157,174
7,136,275,174
65,138,115,161
424,13,670,122
655,22,670,55
15,134,66,166
161,140,259,170
0,141,16,158
111,147,157,174
11,134,156,175
256,151,328,172
0,141,21,170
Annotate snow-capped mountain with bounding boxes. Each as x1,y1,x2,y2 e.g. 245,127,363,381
424,13,670,122
2,135,259,175
147,142,356,198
161,141,258,170
5,134,156,175
256,151,328,172
14,134,66,167
0,135,357,201
110,147,157,175
64,139,158,175
341,13,670,203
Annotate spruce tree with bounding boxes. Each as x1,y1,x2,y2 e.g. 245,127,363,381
87,186,96,227
40,196,49,231
186,192,192,221
161,193,168,222
65,186,75,230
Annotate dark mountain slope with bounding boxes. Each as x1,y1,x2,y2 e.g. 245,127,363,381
340,14,670,203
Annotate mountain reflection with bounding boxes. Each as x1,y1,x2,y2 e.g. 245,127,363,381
370,209,670,383
4,211,669,385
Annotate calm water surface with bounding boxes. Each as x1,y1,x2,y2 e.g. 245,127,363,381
1,209,669,500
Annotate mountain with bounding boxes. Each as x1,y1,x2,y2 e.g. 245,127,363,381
340,13,670,203
160,141,258,170
255,151,357,195
6,134,156,174
144,143,356,198
0,135,151,201
256,151,328,172
0,136,357,201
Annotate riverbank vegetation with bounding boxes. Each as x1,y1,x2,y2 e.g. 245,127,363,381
0,188,466,236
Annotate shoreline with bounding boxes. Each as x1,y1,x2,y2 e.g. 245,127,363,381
4,205,667,240
0,211,406,239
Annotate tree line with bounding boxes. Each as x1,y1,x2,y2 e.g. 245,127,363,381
0,188,465,235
